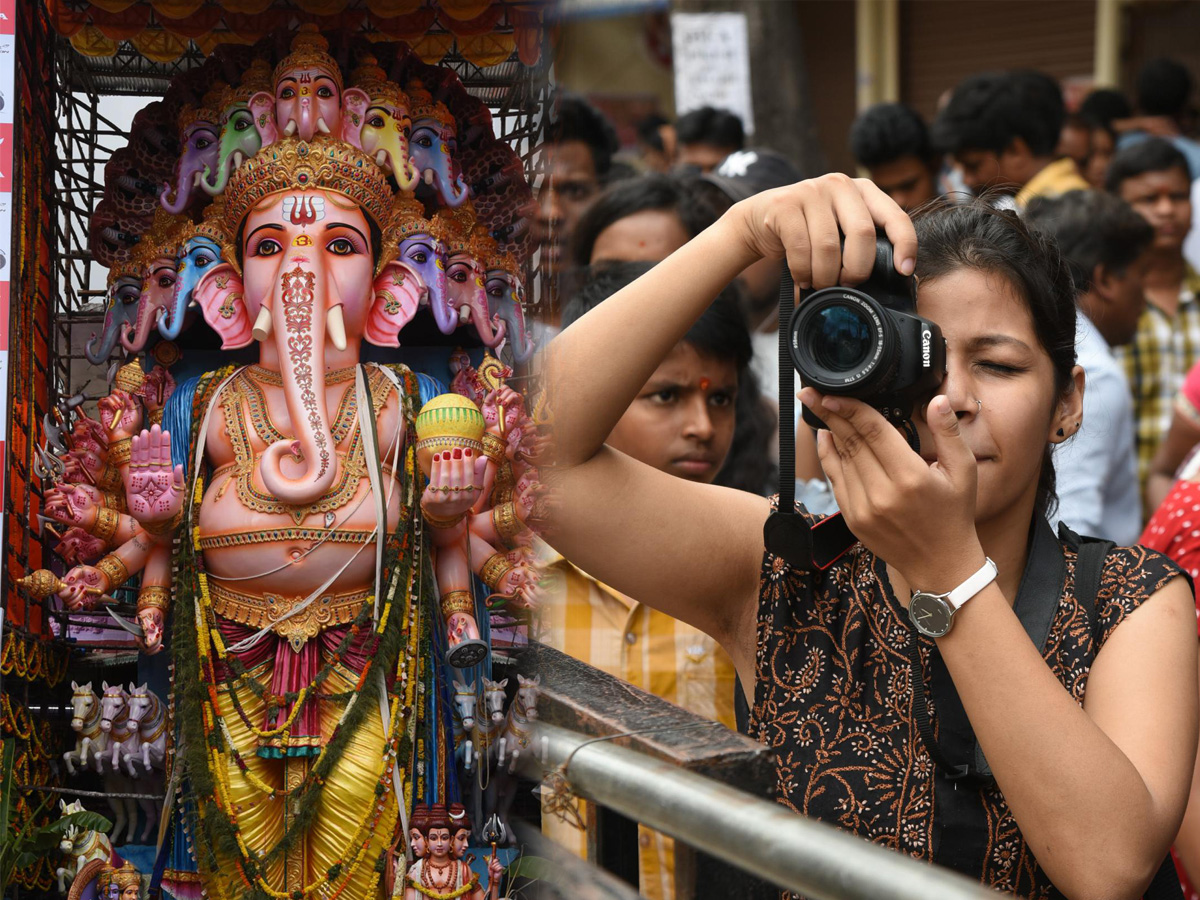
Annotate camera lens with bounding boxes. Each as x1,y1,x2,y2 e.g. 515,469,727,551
809,305,874,372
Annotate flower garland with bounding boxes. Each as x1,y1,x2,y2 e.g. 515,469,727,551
0,630,69,686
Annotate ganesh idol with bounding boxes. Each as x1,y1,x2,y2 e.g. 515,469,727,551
31,26,543,900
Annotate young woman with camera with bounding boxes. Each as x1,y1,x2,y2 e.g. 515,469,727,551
544,174,1198,898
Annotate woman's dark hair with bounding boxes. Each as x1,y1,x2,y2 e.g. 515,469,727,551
912,199,1077,518
568,174,719,268
1105,136,1193,192
562,262,776,494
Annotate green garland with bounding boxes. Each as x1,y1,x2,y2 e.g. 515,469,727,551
171,364,435,899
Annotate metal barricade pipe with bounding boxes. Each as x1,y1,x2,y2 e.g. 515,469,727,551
524,723,996,900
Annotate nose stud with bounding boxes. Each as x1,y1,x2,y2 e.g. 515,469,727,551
975,399,982,414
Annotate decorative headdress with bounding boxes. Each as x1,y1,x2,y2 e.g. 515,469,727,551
176,196,229,247
221,137,393,236
131,208,186,272
95,863,116,895
217,59,272,115
350,54,409,109
177,101,218,136
273,24,343,94
112,861,141,891
406,80,455,130
430,203,479,254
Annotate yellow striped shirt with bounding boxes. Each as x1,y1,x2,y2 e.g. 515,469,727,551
538,548,737,900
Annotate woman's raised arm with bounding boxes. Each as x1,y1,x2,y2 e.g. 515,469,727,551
542,175,917,672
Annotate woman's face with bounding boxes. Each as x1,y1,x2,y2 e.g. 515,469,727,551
911,268,1077,527
606,342,737,484
590,210,691,265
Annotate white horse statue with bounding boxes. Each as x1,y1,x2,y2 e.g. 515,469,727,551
453,679,478,770
498,673,539,772
63,682,104,775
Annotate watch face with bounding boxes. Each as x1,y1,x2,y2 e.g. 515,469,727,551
909,593,953,637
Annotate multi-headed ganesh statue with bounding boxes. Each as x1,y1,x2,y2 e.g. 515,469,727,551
26,27,544,900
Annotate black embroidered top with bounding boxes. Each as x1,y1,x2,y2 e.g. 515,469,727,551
748,503,1184,896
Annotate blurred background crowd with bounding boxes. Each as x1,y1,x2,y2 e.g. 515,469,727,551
533,2,1200,897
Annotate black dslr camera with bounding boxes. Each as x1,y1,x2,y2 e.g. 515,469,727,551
788,236,946,430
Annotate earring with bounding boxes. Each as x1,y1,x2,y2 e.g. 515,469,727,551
1056,428,1065,437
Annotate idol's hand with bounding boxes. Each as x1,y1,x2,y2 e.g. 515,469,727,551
803,389,986,593
482,386,523,436
98,389,142,440
447,612,481,646
486,854,503,894
730,173,917,290
124,425,185,527
422,449,488,523
137,607,165,655
139,366,175,418
57,565,105,611
45,483,100,528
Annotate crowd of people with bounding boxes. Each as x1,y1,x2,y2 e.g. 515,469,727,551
538,57,1200,900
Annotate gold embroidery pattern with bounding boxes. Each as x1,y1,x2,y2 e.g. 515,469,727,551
208,581,371,652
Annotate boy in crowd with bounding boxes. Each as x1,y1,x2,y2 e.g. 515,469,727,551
1107,138,1200,494
536,95,620,279
933,69,1089,206
1026,191,1154,544
849,102,940,212
673,106,745,173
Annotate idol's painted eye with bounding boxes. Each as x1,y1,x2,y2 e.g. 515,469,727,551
368,114,386,129
254,239,282,257
408,250,427,264
317,86,334,99
280,87,295,100
485,279,506,300
195,255,213,268
234,118,251,132
413,133,434,148
327,237,356,256
158,275,176,289
448,265,471,283
195,137,211,150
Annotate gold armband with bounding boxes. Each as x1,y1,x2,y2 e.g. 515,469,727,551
101,491,127,513
137,585,170,611
96,554,130,590
440,590,476,618
141,510,183,536
107,438,132,467
492,502,525,546
147,408,164,426
91,507,120,543
423,510,468,530
96,464,121,493
479,552,513,591
482,432,507,464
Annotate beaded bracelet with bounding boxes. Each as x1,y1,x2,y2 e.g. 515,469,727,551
492,502,524,546
479,552,512,591
482,432,507,464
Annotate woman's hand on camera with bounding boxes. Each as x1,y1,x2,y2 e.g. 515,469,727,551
729,173,918,290
802,388,987,592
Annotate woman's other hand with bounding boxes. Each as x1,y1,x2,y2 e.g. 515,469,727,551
728,173,918,290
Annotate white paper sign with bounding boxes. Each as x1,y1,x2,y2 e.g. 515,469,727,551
670,12,754,136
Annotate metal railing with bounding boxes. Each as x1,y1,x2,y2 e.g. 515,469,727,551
525,644,996,900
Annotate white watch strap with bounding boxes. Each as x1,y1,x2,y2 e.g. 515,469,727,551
944,557,998,611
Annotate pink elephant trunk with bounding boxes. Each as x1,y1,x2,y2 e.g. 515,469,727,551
120,294,158,352
470,282,507,348
160,165,194,216
296,100,315,141
258,264,340,505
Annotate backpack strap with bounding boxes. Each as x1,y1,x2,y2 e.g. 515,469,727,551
1057,524,1182,900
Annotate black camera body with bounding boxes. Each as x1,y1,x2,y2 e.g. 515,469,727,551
788,237,946,429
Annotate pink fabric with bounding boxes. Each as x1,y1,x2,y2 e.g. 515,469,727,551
1183,360,1200,412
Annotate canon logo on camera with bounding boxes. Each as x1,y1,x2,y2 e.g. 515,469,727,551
921,327,932,368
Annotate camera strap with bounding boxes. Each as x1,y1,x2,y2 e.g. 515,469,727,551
765,266,858,571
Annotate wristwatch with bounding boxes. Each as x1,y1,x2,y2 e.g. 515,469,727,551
908,557,998,638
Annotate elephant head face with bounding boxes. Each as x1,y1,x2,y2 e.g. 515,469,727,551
121,254,178,352
194,188,408,505
201,103,262,196
161,235,223,340
86,275,142,364
410,118,470,208
275,65,341,141
398,232,454,334
447,250,505,348
357,100,418,190
486,268,535,364
160,115,219,215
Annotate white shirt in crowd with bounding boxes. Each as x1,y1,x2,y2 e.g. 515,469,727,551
1050,313,1142,545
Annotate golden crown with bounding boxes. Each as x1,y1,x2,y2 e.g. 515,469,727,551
406,80,455,130
95,864,116,893
132,209,186,271
177,102,219,135
217,59,272,113
107,256,143,287
430,203,478,253
351,55,409,110
273,25,343,94
177,197,229,247
113,861,141,890
221,137,394,240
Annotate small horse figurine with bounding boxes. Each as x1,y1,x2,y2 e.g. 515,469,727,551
124,683,166,774
98,682,134,775
453,679,478,771
498,673,539,772
54,799,113,894
472,676,508,765
63,682,104,775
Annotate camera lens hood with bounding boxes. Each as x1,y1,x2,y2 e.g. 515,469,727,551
789,287,897,395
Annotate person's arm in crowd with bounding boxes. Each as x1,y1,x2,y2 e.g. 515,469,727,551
1174,653,1200,888
543,175,918,691
1148,406,1200,514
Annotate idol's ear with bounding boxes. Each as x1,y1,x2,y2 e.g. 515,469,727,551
248,91,278,148
365,260,423,348
195,262,254,350
340,88,370,149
